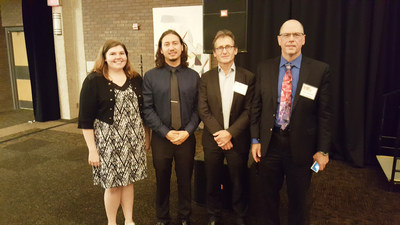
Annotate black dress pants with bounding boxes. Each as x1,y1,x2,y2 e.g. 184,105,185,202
204,146,248,220
151,132,196,222
256,129,312,225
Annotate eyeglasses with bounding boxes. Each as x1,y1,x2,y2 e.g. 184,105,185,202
214,45,235,53
279,32,304,39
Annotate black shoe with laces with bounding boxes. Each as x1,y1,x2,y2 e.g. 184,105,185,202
180,220,191,225
155,221,169,225
207,217,219,225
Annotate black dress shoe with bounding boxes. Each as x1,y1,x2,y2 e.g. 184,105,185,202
236,217,246,225
207,221,217,225
208,217,219,225
156,221,169,225
180,220,191,225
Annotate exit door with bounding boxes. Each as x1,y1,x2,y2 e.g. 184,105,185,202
5,27,33,109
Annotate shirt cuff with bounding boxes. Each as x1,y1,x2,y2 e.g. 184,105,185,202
318,151,329,156
159,126,170,138
252,138,260,144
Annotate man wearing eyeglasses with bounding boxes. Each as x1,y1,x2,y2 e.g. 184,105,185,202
198,30,255,225
250,19,331,225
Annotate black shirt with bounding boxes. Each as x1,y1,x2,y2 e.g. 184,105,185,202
142,65,200,137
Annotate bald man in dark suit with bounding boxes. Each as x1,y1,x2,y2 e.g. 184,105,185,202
250,20,332,225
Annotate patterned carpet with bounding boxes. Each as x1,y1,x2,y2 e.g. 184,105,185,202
0,113,399,225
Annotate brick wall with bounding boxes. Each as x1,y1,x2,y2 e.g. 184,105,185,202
1,0,23,27
0,8,14,112
81,0,203,74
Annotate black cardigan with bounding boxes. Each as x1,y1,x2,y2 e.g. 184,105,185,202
78,72,144,129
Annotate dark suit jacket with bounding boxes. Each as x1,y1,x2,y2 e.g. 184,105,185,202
143,65,200,138
250,56,332,165
199,66,255,152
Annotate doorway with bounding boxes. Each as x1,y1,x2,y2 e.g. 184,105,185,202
5,27,33,110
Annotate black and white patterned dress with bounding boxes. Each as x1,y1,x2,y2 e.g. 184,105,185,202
93,81,146,189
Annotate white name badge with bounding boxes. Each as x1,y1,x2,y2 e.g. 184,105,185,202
233,81,248,96
300,83,318,100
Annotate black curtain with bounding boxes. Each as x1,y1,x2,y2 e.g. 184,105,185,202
22,0,60,122
236,0,400,167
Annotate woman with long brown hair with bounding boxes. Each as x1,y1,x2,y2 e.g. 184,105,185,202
78,39,149,225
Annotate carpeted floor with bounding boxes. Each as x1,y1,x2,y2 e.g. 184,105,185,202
0,109,34,129
0,110,399,225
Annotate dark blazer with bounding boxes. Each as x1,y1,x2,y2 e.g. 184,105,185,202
78,72,143,129
250,56,332,165
198,66,255,152
142,65,200,138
